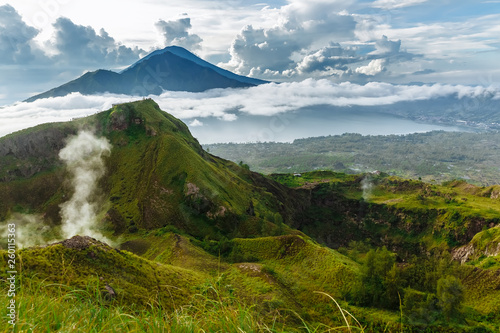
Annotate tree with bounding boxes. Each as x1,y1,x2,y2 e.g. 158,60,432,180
274,213,284,235
437,275,464,322
352,247,403,309
238,161,250,170
384,263,405,309
402,288,440,325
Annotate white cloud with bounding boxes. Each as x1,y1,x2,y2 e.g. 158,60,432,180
366,14,500,60
1,80,499,138
51,17,143,66
372,0,428,10
155,15,203,51
221,0,357,76
355,59,385,76
0,4,43,64
189,119,203,127
296,42,358,74
372,35,401,55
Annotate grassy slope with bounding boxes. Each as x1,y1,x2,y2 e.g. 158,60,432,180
2,101,500,331
271,172,500,251
0,99,294,242
99,100,299,239
0,233,370,332
271,171,500,326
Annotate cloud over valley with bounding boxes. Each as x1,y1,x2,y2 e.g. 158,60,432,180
1,79,498,142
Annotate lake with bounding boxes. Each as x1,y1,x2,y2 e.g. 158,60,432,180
187,105,467,144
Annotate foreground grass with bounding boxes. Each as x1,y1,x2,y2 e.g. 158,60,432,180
0,277,364,333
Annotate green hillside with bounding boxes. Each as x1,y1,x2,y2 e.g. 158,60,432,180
0,99,297,242
1,100,500,332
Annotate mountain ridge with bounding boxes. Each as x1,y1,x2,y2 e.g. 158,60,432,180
0,99,300,239
25,46,267,102
122,46,266,86
1,99,500,332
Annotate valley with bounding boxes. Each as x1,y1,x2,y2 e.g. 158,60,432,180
0,100,499,332
206,131,500,186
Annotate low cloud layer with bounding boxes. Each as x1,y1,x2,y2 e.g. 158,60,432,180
1,80,499,140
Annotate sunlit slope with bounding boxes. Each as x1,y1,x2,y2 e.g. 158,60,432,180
0,233,364,331
0,99,298,240
271,172,500,254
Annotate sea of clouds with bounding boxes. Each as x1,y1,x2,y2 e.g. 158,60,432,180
1,79,499,139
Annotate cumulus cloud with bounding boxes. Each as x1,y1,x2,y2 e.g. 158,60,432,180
373,35,401,55
297,43,358,74
0,4,42,64
355,59,386,76
155,16,203,51
219,1,420,81
1,80,499,139
222,1,356,76
52,17,143,66
370,35,416,64
0,5,147,105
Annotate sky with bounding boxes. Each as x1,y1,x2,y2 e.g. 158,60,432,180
0,0,499,141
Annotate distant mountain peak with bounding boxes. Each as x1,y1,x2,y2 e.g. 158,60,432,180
26,46,268,102
119,46,179,74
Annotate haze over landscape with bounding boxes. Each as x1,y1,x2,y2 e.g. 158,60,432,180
2,1,500,332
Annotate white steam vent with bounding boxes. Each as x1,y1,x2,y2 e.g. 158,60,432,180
59,130,112,242
361,175,373,201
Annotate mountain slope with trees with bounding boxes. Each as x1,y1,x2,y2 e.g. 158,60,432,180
0,100,499,332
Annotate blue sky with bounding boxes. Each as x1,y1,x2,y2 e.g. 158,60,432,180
0,0,499,106
0,0,499,140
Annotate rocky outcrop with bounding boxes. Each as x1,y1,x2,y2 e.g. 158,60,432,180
452,243,476,264
56,235,110,251
485,242,500,257
0,126,74,159
452,240,500,264
0,125,76,181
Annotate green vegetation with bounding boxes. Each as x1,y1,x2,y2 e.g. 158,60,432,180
0,99,295,240
205,131,500,186
0,234,367,332
1,100,500,332
0,275,367,332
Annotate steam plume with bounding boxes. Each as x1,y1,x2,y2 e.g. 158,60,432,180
0,214,54,248
361,175,373,201
59,130,111,242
